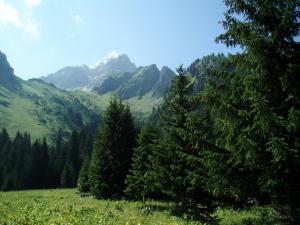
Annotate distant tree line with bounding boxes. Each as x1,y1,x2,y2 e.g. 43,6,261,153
0,129,93,191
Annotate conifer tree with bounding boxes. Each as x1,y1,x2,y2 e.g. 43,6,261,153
200,0,300,220
0,128,10,188
41,138,50,187
89,97,136,198
12,132,27,189
58,131,80,188
151,66,214,219
68,131,80,176
61,162,76,188
77,156,91,193
0,128,9,148
78,129,88,163
26,140,42,189
0,128,94,190
52,130,65,187
125,122,159,199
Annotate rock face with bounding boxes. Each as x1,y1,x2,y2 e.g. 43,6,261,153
95,72,133,95
41,54,137,91
94,54,136,76
94,64,176,99
41,65,91,90
152,66,176,97
116,65,161,99
41,53,176,99
0,51,20,89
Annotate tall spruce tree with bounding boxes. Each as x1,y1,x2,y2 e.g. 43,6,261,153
150,66,214,220
12,132,26,189
38,138,49,188
124,122,160,199
68,131,80,176
77,129,93,193
200,0,300,221
61,162,76,188
0,128,10,189
60,131,80,188
27,140,42,189
89,97,136,198
77,156,91,193
48,130,65,188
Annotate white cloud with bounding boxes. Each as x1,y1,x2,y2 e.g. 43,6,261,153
24,16,39,38
91,51,121,67
24,0,42,8
73,14,84,25
0,0,23,27
0,0,40,38
101,50,120,64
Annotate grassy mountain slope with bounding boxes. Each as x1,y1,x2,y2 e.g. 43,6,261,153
0,78,100,141
73,91,161,118
0,76,160,141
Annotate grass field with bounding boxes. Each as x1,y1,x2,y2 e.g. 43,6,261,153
0,189,280,225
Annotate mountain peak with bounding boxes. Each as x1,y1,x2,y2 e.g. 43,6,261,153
41,53,137,91
0,51,20,89
161,66,173,73
0,51,14,77
116,53,131,62
94,53,136,75
98,51,121,64
152,65,176,97
97,53,131,66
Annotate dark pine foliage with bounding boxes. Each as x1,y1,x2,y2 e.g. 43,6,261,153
143,66,215,220
124,121,160,199
197,0,300,222
0,128,93,191
77,156,91,193
60,162,76,188
89,97,136,198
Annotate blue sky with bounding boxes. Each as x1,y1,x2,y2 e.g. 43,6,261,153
0,0,237,79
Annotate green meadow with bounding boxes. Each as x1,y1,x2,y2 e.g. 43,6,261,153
0,189,279,225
